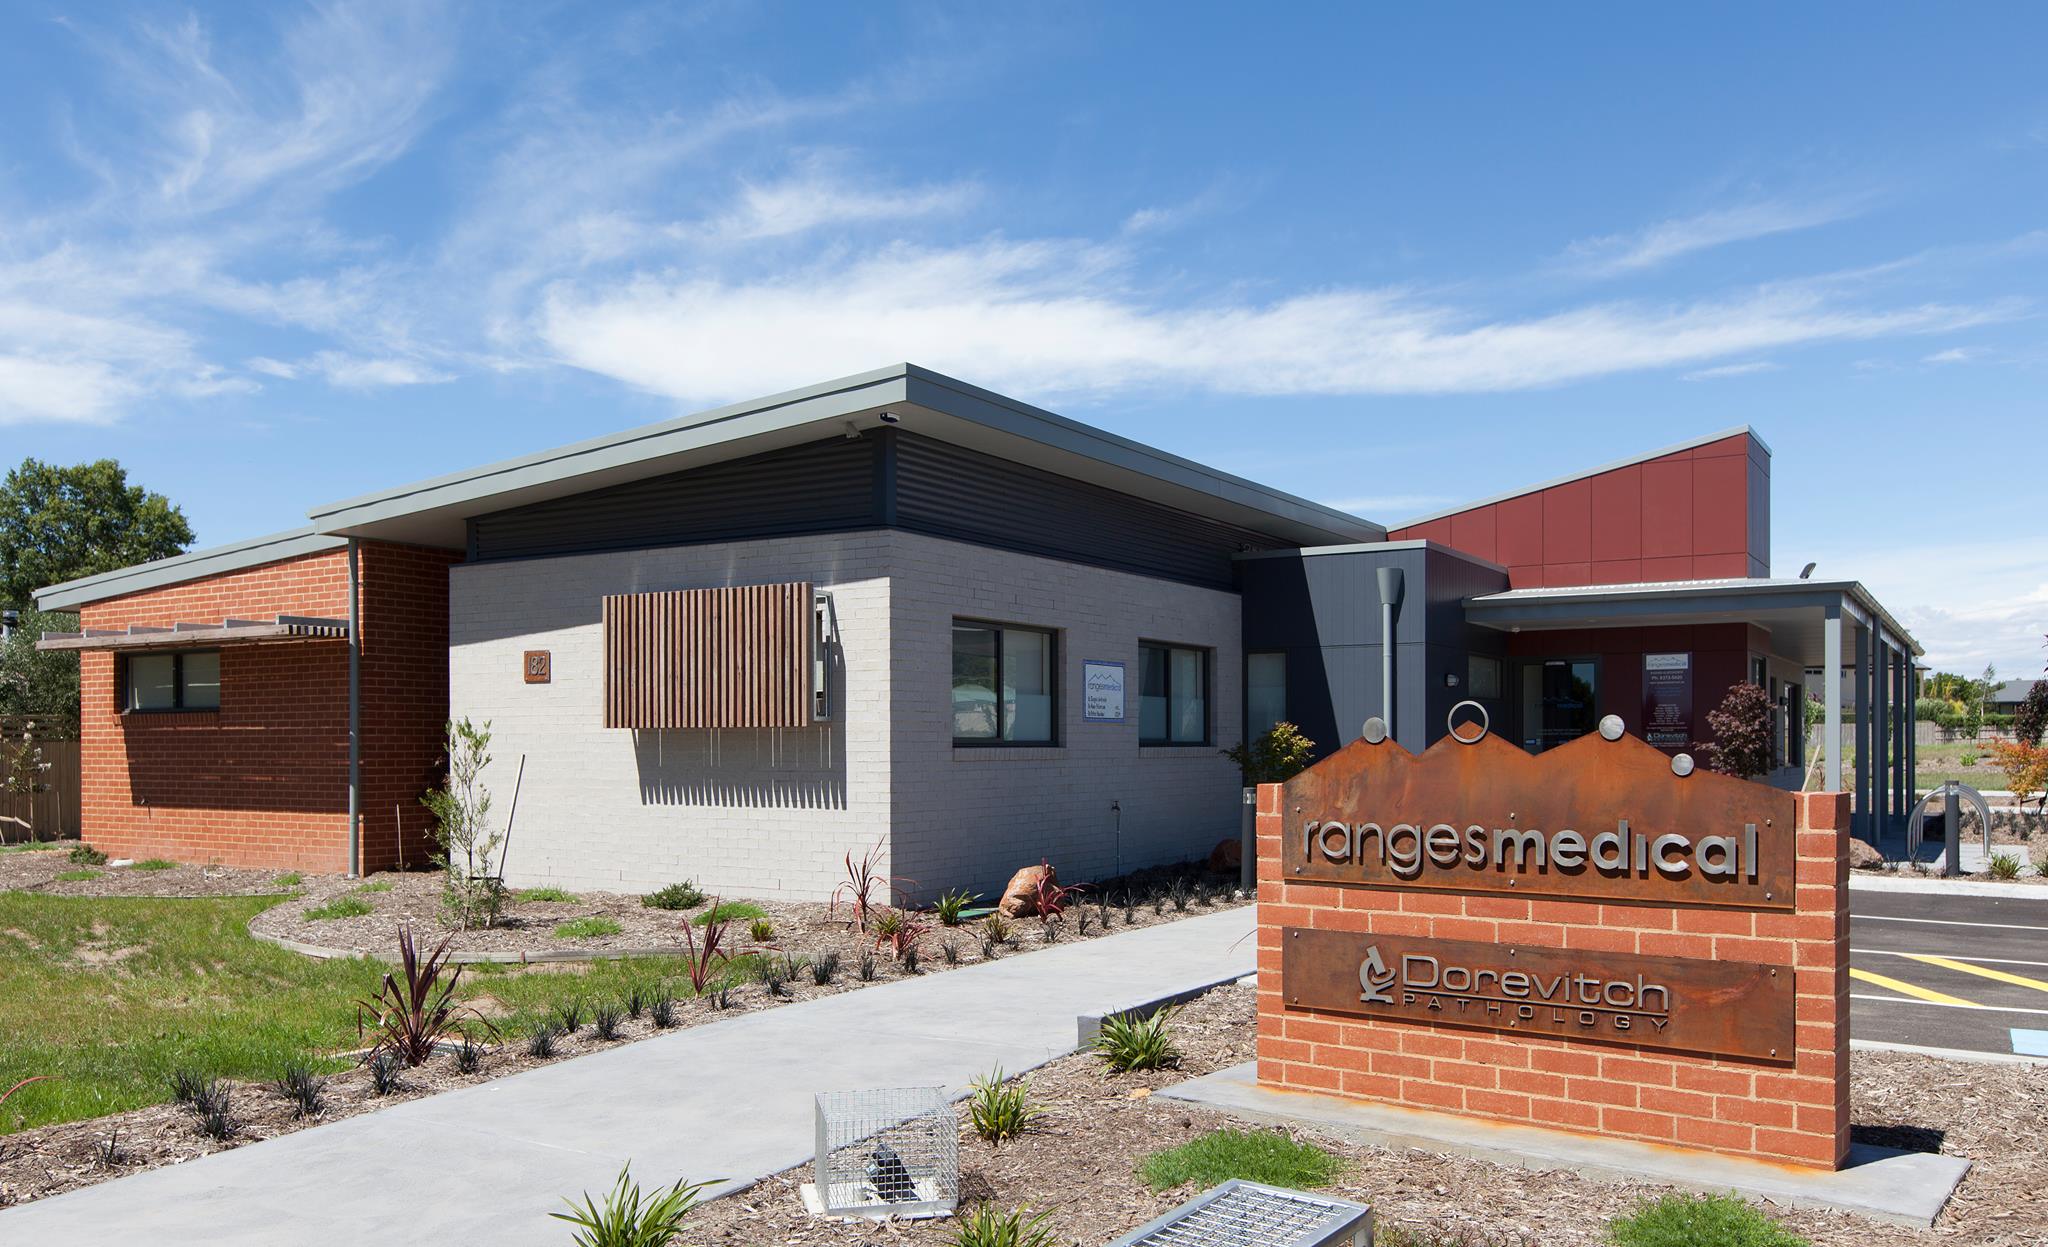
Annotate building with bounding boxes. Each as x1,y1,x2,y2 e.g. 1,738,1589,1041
34,364,1922,893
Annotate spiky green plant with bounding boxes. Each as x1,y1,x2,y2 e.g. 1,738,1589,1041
551,1165,716,1247
966,1067,1041,1145
1095,1007,1182,1073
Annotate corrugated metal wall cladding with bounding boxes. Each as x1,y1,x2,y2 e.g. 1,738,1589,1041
471,439,877,561
602,582,814,729
892,434,1281,589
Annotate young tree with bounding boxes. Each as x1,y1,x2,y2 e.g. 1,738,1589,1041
2016,680,2048,749
1222,721,1318,785
421,718,508,930
1696,682,1775,780
0,459,193,606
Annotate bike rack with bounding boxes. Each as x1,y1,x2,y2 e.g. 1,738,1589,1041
1905,780,1993,877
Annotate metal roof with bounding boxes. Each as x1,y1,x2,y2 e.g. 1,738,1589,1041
37,615,350,652
305,363,1386,551
1392,425,1769,529
1466,576,1923,658
32,527,348,613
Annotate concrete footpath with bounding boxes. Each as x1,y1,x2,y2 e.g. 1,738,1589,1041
1,908,1254,1246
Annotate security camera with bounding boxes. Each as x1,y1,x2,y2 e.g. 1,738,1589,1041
878,411,900,424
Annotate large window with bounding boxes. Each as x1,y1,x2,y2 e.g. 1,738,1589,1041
124,650,220,712
1246,652,1287,739
952,621,1057,745
1140,642,1209,745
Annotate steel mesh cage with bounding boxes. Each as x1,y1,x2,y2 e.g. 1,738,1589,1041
810,1086,958,1219
1107,1180,1372,1247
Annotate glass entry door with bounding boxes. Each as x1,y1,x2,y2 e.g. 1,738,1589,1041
1519,659,1597,753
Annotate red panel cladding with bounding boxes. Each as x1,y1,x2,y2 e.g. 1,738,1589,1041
1590,469,1643,561
1592,559,1644,584
1693,454,1749,556
1496,495,1545,568
1414,518,1456,545
1641,555,1697,582
1542,479,1593,566
1449,508,1499,564
1638,459,1695,559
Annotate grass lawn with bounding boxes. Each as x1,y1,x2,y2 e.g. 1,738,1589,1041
0,841,61,854
1138,1127,1347,1192
0,892,744,1136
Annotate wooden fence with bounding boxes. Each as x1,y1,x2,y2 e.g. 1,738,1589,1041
0,720,82,843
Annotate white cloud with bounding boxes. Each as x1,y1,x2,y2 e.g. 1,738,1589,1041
1323,493,1458,518
536,237,2005,404
1804,537,2048,675
703,171,977,242
1682,360,1782,382
0,299,216,424
1923,346,1982,365
305,351,453,389
1564,199,1862,277
245,356,299,380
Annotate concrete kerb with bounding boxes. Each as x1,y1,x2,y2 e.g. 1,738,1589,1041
1849,873,2048,900
1159,1063,1971,1229
250,926,685,965
1076,972,1258,1048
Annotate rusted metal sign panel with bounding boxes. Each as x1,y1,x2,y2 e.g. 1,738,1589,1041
1282,927,1795,1061
1280,731,1796,910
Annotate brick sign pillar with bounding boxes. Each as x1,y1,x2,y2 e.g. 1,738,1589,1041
1254,730,1850,1169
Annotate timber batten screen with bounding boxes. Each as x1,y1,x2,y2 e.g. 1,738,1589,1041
602,582,816,729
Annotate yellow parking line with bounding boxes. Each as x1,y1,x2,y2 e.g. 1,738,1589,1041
1900,953,2048,996
1849,967,1980,1007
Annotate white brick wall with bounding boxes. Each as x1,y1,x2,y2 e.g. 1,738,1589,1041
449,529,1244,901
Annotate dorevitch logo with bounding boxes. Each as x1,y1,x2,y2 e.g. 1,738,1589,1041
1358,944,1395,1004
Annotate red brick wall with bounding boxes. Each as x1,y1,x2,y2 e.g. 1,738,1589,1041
1388,432,1770,588
1254,787,1851,1169
75,541,455,873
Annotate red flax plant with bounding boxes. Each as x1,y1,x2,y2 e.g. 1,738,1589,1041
831,840,916,932
1027,863,1086,922
355,926,498,1068
869,907,931,962
678,900,733,995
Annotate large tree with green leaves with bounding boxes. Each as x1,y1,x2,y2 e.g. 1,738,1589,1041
0,608,80,719
0,459,193,608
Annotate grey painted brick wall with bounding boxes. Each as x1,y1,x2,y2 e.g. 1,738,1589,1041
448,529,1244,901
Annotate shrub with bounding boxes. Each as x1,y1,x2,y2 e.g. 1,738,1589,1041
692,900,765,926
169,1070,223,1114
132,858,177,871
1094,1007,1182,1073
1139,1127,1345,1192
421,717,508,930
1960,752,1979,767
1989,851,2024,880
355,927,498,1067
940,940,960,965
454,1035,485,1074
934,888,978,926
271,1063,327,1119
858,952,877,982
555,916,624,940
553,999,586,1033
810,951,841,985
982,912,1013,945
1696,682,1774,779
625,985,648,1018
748,918,775,943
196,1091,237,1141
832,839,914,932
759,960,791,999
2017,679,2048,747
641,880,705,911
67,843,108,866
518,886,579,903
1990,740,2048,811
649,993,677,1029
872,907,931,961
677,901,733,995
306,896,374,921
952,1204,1056,1247
1605,1192,1809,1247
1222,720,1317,785
1914,697,1947,723
1024,865,1084,921
366,1051,402,1096
592,1002,626,1040
551,1165,714,1247
966,1067,1042,1145
526,1022,561,1057
54,869,100,882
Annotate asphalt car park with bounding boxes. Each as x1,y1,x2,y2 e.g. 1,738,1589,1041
1850,886,2048,1057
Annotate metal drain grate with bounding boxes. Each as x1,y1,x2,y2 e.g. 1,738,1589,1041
1106,1180,1372,1247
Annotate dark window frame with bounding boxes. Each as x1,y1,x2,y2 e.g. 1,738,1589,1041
119,649,222,714
1140,640,1213,747
951,619,1061,748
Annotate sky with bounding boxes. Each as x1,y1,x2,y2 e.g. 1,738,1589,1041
0,3,2042,677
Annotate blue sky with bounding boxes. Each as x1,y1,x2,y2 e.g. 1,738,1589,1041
1,3,2042,675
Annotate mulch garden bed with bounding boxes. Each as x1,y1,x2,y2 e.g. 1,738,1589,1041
0,848,294,898
690,983,2048,1247
248,864,1250,962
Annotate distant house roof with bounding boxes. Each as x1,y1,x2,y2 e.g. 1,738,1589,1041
1992,678,2041,706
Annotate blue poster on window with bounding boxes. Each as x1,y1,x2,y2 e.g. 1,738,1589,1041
1082,659,1126,723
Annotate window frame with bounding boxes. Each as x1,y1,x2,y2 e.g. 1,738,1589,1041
120,649,222,714
1139,640,1212,747
951,619,1060,748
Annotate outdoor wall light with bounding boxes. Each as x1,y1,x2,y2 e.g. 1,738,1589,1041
878,411,901,424
1444,672,1460,688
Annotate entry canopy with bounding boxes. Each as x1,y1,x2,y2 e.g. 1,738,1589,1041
36,615,350,652
1462,576,1922,666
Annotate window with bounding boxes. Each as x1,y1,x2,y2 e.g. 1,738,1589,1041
952,621,1057,744
1246,652,1287,739
124,650,220,712
1140,642,1209,745
1467,654,1503,700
